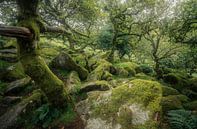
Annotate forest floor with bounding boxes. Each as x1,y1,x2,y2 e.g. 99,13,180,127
0,41,197,129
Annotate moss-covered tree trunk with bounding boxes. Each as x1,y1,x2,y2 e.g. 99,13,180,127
16,0,68,108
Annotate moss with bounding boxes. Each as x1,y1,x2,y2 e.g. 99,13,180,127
183,101,197,110
40,47,59,62
72,54,87,68
162,86,180,96
21,55,68,108
51,52,88,80
135,73,155,80
117,105,133,129
0,81,7,95
2,62,26,81
66,71,81,93
88,59,114,81
161,95,183,113
114,62,139,77
102,71,113,81
90,79,162,129
163,73,190,91
0,60,12,70
16,0,69,109
80,80,110,93
163,73,181,85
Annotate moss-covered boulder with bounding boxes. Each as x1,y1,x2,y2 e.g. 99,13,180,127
0,90,44,129
135,73,155,80
77,79,162,129
0,62,26,82
66,71,81,93
114,62,140,77
50,52,89,80
162,86,180,96
80,81,110,93
88,60,115,81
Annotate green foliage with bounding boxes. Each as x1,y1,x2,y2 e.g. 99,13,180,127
32,104,60,128
162,86,179,96
57,104,77,124
0,60,12,70
97,25,113,50
116,36,132,58
139,64,154,75
167,109,197,129
0,80,6,95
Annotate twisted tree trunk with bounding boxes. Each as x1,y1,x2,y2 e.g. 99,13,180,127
15,0,68,108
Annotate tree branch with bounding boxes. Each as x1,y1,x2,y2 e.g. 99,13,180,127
0,24,72,39
0,24,33,39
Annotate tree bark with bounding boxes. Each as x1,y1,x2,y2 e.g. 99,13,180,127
16,0,68,108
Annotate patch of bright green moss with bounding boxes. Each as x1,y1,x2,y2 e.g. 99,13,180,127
91,79,162,129
114,62,140,77
88,59,113,81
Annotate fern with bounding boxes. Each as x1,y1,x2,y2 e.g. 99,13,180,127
32,104,60,128
167,109,197,129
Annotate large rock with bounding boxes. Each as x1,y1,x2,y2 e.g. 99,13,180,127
0,90,43,129
66,71,81,93
51,52,88,80
114,62,140,77
4,77,31,95
76,79,162,129
80,81,110,93
0,62,26,82
88,59,115,81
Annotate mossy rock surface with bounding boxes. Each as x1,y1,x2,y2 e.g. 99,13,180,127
135,73,155,80
51,52,88,80
162,86,180,96
88,59,115,81
114,62,140,77
0,62,26,82
0,89,43,129
80,80,110,93
80,79,162,129
66,71,81,93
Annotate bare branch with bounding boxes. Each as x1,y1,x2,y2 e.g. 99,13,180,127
0,24,33,39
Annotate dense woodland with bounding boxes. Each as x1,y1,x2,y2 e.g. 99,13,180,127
0,0,196,129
